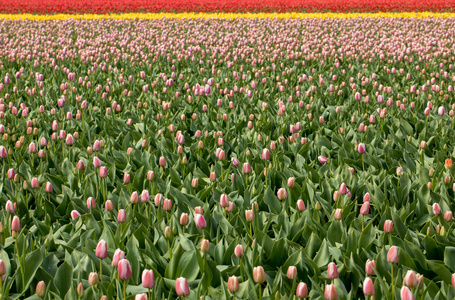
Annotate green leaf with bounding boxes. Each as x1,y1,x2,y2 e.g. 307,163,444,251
54,262,73,296
264,187,281,214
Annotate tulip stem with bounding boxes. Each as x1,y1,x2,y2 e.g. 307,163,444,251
100,259,103,287
233,293,236,300
290,277,297,300
388,233,392,248
259,285,262,300
168,239,172,260
362,155,365,172
148,289,152,300
123,279,127,300
362,215,365,231
15,236,24,291
391,264,395,300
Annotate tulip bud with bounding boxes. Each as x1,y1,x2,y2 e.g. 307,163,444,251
118,259,132,280
384,220,393,232
277,188,287,200
142,269,155,289
253,266,265,283
297,199,306,212
36,281,46,298
400,286,415,300
175,277,190,296
324,284,337,300
365,259,376,276
387,246,399,264
77,282,84,298
296,282,308,298
327,262,339,279
200,239,210,253
235,244,244,258
363,277,375,296
95,240,108,259
287,266,297,280
227,276,239,293
88,272,99,286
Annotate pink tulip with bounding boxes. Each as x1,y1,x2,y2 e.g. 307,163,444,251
175,277,190,296
360,202,370,215
71,210,81,220
243,163,252,174
318,156,328,164
296,282,308,298
118,259,132,280
245,210,255,222
130,191,139,204
339,182,348,195
117,209,126,223
135,294,147,300
159,156,166,167
297,199,306,212
287,266,297,280
112,249,125,267
163,199,172,211
235,244,244,257
227,276,239,293
387,246,399,264
253,266,265,283
93,156,101,168
99,166,107,178
403,270,418,288
194,214,207,229
444,211,453,222
400,286,415,300
262,148,270,160
87,197,96,209
324,284,337,300
365,259,376,276
142,269,155,289
358,143,366,154
105,200,114,211
95,240,108,259
11,215,21,232
31,177,39,188
5,200,15,214
334,209,342,220
277,188,287,200
141,190,150,202
327,262,339,279
384,220,393,232
433,203,441,215
363,277,375,296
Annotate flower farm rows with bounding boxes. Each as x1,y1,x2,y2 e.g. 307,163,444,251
0,16,455,300
2,0,455,14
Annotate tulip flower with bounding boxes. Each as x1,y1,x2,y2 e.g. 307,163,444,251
324,284,337,300
295,282,308,298
327,263,339,280
234,244,244,258
400,286,415,300
318,155,328,164
433,203,441,215
36,281,46,298
118,259,132,298
194,214,207,229
11,215,21,233
142,269,155,290
175,277,190,297
363,277,374,296
365,259,376,276
112,249,125,267
277,188,287,200
135,294,147,300
403,270,418,288
297,199,306,212
227,276,239,294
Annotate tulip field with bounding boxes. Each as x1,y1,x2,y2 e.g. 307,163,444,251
2,2,455,300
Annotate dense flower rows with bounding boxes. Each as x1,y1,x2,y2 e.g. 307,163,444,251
1,16,455,299
0,0,455,14
2,12,455,20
